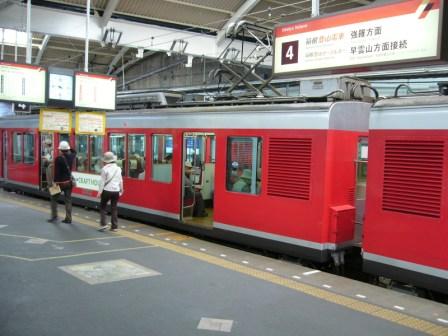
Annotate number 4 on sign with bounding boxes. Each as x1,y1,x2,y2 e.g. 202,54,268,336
281,41,298,65
286,45,294,60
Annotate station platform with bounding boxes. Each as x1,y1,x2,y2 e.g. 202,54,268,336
0,189,447,336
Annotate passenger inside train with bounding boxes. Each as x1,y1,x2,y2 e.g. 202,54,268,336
184,161,207,217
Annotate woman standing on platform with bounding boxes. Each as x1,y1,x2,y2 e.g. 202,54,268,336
97,152,124,232
48,141,76,224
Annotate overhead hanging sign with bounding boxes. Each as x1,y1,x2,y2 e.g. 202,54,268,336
39,109,72,133
0,62,46,104
274,0,444,75
75,111,106,135
74,72,116,110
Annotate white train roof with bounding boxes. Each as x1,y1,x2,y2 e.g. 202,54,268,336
370,95,448,130
0,101,370,132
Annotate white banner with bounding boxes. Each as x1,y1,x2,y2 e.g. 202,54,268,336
72,172,101,191
274,0,443,75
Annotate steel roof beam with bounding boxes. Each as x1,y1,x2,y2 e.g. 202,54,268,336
107,46,129,75
0,2,270,66
101,0,120,28
34,33,49,64
217,0,261,44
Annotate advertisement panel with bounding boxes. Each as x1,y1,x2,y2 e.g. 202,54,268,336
39,109,72,133
274,0,444,75
75,112,106,135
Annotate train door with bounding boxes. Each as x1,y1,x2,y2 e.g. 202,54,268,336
2,131,7,179
354,137,368,246
40,133,54,189
181,132,215,229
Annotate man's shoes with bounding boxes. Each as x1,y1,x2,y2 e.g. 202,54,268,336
47,218,58,223
62,219,72,224
98,225,109,232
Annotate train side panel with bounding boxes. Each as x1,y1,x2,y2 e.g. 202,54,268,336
6,129,39,187
363,97,448,293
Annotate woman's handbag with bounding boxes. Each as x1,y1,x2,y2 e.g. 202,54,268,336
49,184,61,196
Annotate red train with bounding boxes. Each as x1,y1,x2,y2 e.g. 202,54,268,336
0,95,447,295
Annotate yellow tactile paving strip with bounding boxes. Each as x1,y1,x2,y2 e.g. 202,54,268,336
1,195,447,336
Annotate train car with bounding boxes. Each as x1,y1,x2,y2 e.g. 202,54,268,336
363,94,448,294
0,100,370,263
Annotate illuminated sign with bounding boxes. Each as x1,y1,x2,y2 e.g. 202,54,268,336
0,62,46,104
75,112,106,135
39,109,72,133
75,72,116,110
274,0,444,75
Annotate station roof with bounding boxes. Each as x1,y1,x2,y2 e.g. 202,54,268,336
0,0,375,74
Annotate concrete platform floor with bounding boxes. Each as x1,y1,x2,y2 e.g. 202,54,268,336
0,189,447,336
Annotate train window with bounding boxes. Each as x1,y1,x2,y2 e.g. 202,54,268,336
226,137,262,195
128,134,145,179
23,133,35,164
59,134,70,144
152,134,172,183
13,132,22,163
110,134,126,176
75,135,88,172
210,136,216,163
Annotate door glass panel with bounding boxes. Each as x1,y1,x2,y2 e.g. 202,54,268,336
23,133,35,164
110,134,126,175
90,135,103,174
75,135,88,172
13,132,22,163
128,134,146,179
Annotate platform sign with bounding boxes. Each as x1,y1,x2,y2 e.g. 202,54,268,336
74,72,116,110
39,109,72,133
75,112,106,135
274,0,444,75
0,62,46,104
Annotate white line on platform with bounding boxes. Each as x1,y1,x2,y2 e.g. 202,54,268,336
242,260,249,264
437,318,448,324
356,294,367,299
200,248,207,252
394,305,405,311
265,267,274,272
292,275,301,280
323,284,332,289
303,270,320,276
220,254,227,258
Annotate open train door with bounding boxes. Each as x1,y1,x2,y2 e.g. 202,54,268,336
1,131,7,180
39,133,54,190
181,132,215,229
354,137,368,246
